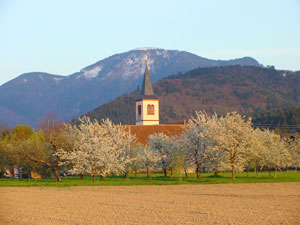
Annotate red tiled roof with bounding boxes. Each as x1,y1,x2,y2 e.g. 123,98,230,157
281,133,300,139
126,124,184,145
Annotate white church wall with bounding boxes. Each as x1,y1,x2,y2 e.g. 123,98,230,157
136,99,159,125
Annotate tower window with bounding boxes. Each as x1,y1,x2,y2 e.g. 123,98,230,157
147,104,154,115
138,105,141,115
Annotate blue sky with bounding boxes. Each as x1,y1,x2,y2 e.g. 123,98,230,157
0,0,299,85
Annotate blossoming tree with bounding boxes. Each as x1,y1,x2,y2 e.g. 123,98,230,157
258,129,291,178
148,133,172,177
57,117,136,182
207,112,257,180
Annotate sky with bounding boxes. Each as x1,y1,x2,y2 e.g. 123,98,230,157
0,0,299,85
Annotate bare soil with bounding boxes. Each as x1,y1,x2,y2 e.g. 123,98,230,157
1,183,299,225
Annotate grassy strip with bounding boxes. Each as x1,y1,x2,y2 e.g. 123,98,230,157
0,171,299,187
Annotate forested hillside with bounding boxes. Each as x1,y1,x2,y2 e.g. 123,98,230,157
253,106,300,133
74,66,300,127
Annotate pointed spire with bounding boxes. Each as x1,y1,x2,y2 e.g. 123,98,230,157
141,56,154,96
136,56,158,100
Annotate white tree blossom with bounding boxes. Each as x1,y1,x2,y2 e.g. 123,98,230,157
258,129,291,178
206,112,257,180
148,133,172,177
168,135,189,181
137,146,160,180
288,138,300,170
184,111,218,179
57,117,136,182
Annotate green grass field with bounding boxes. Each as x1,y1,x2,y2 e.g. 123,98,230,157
0,171,299,187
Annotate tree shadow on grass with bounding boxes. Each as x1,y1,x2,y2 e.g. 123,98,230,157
207,174,224,178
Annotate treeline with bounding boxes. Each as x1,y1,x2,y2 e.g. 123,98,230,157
253,106,300,133
1,112,299,182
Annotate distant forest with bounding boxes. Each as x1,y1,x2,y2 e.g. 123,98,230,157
252,106,300,134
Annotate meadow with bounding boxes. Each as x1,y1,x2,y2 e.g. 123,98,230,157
1,171,299,187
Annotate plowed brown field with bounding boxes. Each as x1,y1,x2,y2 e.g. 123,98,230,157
1,183,299,225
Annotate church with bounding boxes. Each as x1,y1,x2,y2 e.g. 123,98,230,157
127,56,184,144
135,56,160,125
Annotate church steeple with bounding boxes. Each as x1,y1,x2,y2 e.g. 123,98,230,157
135,56,159,125
141,56,154,96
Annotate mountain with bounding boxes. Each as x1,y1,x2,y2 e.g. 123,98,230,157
75,66,300,126
0,48,262,127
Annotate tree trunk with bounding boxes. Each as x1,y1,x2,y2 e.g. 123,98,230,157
231,164,236,180
268,168,272,178
10,167,15,178
146,168,149,178
163,168,167,177
149,171,152,181
246,166,249,178
18,167,22,180
184,169,188,178
80,174,83,180
214,170,219,176
274,168,277,179
179,171,182,182
170,168,173,180
196,165,201,179
92,175,95,183
125,171,130,180
134,170,137,177
54,166,61,182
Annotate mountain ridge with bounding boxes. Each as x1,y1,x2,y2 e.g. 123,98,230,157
0,48,263,127
74,65,300,126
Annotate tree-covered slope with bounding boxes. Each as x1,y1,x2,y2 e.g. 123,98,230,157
73,66,300,125
252,106,300,133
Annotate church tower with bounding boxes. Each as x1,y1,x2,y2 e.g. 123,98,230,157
136,56,159,125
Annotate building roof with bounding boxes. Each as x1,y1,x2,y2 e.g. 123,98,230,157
281,133,300,140
137,57,158,100
127,124,184,145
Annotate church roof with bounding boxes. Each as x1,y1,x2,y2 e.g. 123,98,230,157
137,57,158,100
127,124,184,145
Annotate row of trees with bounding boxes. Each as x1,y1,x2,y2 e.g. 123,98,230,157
147,112,299,180
0,112,299,182
0,118,72,181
